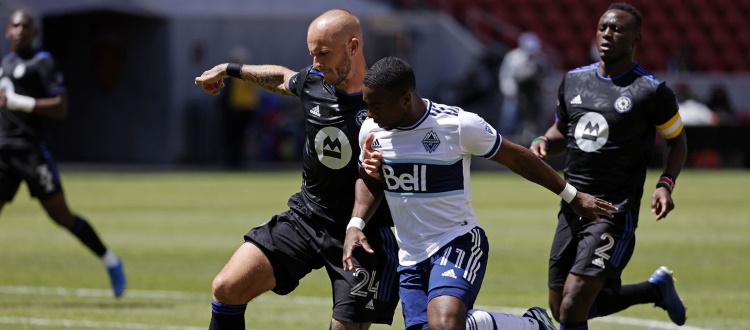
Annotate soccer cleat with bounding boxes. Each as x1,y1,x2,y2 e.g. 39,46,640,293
107,258,127,298
648,266,686,325
524,306,558,330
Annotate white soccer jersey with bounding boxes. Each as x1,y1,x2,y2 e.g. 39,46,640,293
359,99,503,266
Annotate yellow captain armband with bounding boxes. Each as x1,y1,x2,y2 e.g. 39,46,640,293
656,113,684,140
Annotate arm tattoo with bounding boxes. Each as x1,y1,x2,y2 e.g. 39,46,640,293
240,65,294,97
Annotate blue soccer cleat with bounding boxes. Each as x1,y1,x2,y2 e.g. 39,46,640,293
107,258,127,298
648,266,686,325
524,306,558,330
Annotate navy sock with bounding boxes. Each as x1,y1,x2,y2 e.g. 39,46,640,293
69,217,107,257
590,282,660,317
560,321,588,330
209,301,247,330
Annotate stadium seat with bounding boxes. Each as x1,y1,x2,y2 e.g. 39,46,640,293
428,0,750,72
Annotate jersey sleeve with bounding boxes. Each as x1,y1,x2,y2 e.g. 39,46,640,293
287,66,313,98
650,82,684,140
358,119,377,165
459,111,503,158
554,74,568,124
38,53,66,96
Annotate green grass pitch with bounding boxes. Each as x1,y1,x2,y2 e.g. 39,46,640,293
0,169,748,329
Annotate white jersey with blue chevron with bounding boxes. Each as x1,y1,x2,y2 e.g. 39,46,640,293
359,99,503,266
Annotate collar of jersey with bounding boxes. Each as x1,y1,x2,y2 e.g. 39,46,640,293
333,86,363,97
596,62,638,81
8,49,44,60
395,98,432,131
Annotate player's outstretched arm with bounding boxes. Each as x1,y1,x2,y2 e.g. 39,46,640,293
0,90,68,119
492,139,617,222
530,121,568,161
194,63,296,97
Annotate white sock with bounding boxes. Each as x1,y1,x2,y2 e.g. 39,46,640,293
102,250,120,268
467,309,540,330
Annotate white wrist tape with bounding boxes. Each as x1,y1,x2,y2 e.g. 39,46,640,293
559,183,577,203
5,91,35,112
346,217,366,231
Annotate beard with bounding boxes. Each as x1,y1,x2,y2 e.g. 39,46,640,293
326,51,352,86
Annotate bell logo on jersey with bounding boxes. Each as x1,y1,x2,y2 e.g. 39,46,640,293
382,164,427,192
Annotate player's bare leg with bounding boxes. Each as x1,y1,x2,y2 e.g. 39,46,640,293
428,295,467,330
40,192,75,227
210,242,276,329
212,242,276,303
554,274,605,327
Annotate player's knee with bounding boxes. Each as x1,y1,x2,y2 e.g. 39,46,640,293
558,295,586,323
427,309,464,330
211,272,254,304
330,318,370,330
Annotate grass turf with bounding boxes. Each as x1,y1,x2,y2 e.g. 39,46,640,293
0,169,747,329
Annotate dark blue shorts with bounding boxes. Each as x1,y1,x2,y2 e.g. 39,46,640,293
245,206,399,324
548,203,637,292
0,144,62,202
398,226,489,329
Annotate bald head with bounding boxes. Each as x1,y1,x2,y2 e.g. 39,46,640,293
6,9,37,54
306,9,367,91
9,10,34,27
308,9,362,45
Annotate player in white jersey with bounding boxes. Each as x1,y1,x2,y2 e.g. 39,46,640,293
342,57,617,330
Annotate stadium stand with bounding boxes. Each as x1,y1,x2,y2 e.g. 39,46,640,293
398,0,750,72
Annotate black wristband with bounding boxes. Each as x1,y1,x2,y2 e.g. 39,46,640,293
226,63,243,79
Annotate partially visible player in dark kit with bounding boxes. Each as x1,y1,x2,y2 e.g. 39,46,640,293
0,9,126,297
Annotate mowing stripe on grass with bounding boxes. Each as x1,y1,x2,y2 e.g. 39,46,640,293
0,317,209,330
0,286,710,330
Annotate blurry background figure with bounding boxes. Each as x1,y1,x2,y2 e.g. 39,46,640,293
675,81,718,126
220,45,262,169
666,43,694,75
706,84,737,125
498,32,550,143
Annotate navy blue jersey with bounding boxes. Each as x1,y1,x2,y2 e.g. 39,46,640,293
0,50,66,149
287,66,391,227
556,63,680,211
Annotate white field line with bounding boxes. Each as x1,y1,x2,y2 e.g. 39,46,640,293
473,305,711,330
0,286,711,330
